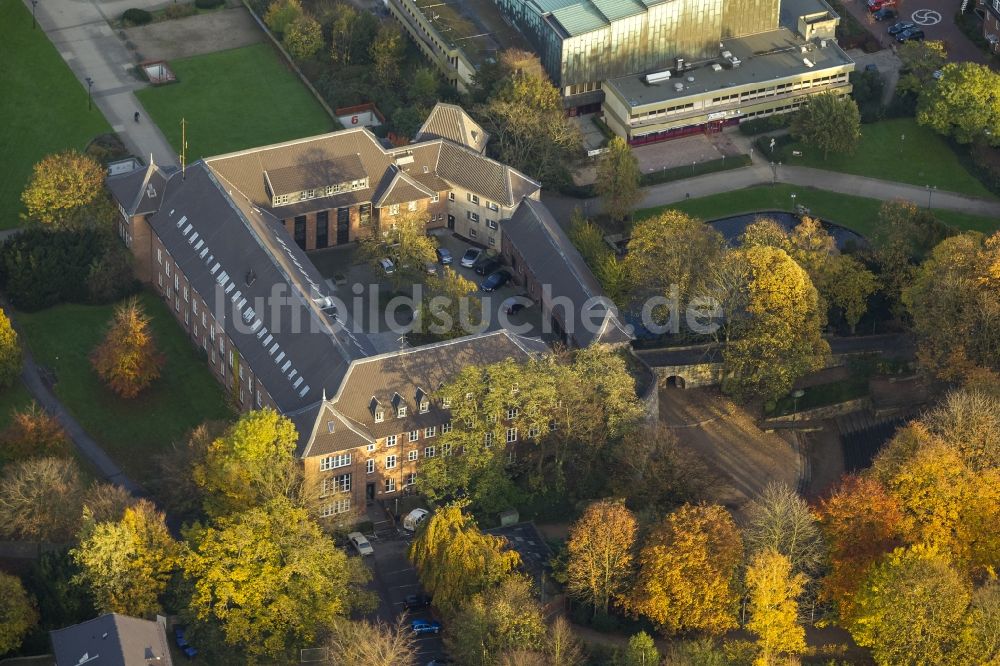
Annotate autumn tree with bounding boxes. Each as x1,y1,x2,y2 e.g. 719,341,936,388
546,616,585,666
596,137,643,223
904,231,1000,380
923,387,1000,471
81,482,136,524
360,209,437,290
477,49,580,187
154,421,225,521
408,503,521,616
184,497,371,660
745,549,807,665
446,575,546,665
741,217,791,251
722,246,829,403
21,151,105,226
896,40,948,95
957,581,1000,664
369,23,404,86
626,504,743,635
263,0,302,34
324,616,417,666
917,62,1000,146
0,401,69,460
416,267,482,339
742,482,824,578
0,456,83,542
91,298,164,398
815,475,904,621
620,631,659,666
826,255,878,333
72,500,179,616
849,545,969,666
565,499,637,616
283,15,323,60
0,572,38,656
790,92,861,159
0,308,21,389
192,408,302,517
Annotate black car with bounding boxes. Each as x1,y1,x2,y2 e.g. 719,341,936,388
896,28,925,42
480,270,510,292
474,258,502,276
887,20,915,35
403,593,432,610
872,7,896,20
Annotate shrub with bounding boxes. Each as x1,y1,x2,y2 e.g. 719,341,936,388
121,8,152,25
162,3,197,19
194,0,225,8
738,113,794,136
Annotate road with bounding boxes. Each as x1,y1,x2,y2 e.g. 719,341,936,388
25,0,179,167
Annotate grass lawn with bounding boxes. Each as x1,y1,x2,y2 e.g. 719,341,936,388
0,381,34,439
136,43,335,159
16,291,232,486
0,0,111,230
781,118,994,198
635,184,1000,237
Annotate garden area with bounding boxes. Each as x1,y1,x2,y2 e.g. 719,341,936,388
764,118,996,199
15,291,232,486
135,43,334,159
635,184,1000,238
0,0,111,230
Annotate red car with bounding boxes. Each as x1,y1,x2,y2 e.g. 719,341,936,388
867,0,895,11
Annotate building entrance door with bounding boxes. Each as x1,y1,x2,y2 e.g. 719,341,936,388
365,482,375,504
336,207,350,244
447,214,455,230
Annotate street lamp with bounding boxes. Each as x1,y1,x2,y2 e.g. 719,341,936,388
900,133,905,155
85,76,93,111
770,161,777,185
926,184,937,209
792,388,805,416
31,0,38,28
790,192,797,212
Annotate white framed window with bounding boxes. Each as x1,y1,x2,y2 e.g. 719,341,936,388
322,473,351,495
487,219,498,229
388,204,399,216
442,421,452,434
467,211,480,223
408,450,418,461
487,201,499,212
406,472,416,486
409,430,419,442
465,391,474,401
425,426,437,438
174,274,180,291
183,286,189,302
256,390,262,408
201,311,206,327
397,405,407,418
375,409,384,423
506,428,518,443
321,497,351,517
424,446,436,458
158,274,164,288
443,442,452,455
485,432,494,447
528,426,541,438
320,453,351,471
192,299,198,315
488,236,496,247
386,434,397,447
487,414,497,425
467,193,480,205
384,478,396,493
419,400,429,414
156,248,162,264
441,397,452,409
165,262,171,277
448,192,455,202
431,193,439,203
469,228,478,238
407,201,417,212
367,442,376,452
367,459,375,474
507,408,519,420
385,455,397,469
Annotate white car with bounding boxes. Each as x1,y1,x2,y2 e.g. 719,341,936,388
403,508,430,532
379,258,395,275
460,248,482,268
348,531,374,556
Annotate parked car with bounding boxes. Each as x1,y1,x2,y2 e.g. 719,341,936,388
412,619,442,635
872,7,896,20
887,20,915,35
480,270,511,292
348,531,374,556
500,296,527,315
403,507,429,531
866,0,894,12
474,258,502,276
460,248,482,268
436,247,452,265
403,593,433,611
379,258,395,275
173,626,197,659
896,28,925,42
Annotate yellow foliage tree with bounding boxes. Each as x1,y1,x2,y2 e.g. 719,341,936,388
0,308,21,389
408,503,521,616
745,549,807,665
72,500,179,616
625,503,742,635
90,298,164,398
21,151,104,226
565,499,637,615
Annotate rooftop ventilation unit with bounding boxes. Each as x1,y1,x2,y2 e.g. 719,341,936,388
712,63,723,72
731,57,742,67
674,82,684,92
645,69,672,84
721,50,733,59
820,39,827,47
686,75,695,83
803,58,815,67
675,57,685,72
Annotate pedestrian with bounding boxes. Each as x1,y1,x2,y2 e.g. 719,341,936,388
134,111,140,123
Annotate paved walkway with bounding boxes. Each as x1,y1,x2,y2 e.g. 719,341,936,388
26,0,179,167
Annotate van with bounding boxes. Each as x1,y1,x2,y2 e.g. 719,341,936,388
403,508,429,532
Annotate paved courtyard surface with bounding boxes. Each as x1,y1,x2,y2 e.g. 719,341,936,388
123,7,263,61
574,132,734,184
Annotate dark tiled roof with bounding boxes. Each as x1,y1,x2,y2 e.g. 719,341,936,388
301,331,549,457
415,103,490,154
374,170,437,207
148,163,372,415
505,199,632,347
437,142,515,207
50,614,173,666
264,155,367,196
106,162,168,216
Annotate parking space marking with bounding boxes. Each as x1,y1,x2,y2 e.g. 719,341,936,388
911,9,941,24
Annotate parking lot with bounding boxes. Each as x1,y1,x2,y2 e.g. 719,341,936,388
309,231,549,353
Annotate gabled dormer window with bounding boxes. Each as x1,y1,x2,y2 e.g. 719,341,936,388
371,397,384,423
397,405,407,417
375,409,384,423
420,400,429,413
392,392,406,417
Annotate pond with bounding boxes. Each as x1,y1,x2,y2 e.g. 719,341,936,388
707,210,868,250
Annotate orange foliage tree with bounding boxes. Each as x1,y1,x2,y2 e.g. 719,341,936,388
0,401,70,461
815,475,905,622
90,299,164,398
624,503,743,635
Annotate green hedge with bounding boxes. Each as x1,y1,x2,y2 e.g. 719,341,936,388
738,114,794,136
121,7,152,25
194,0,225,8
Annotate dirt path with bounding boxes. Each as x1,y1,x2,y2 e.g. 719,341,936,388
123,7,263,62
659,387,801,509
